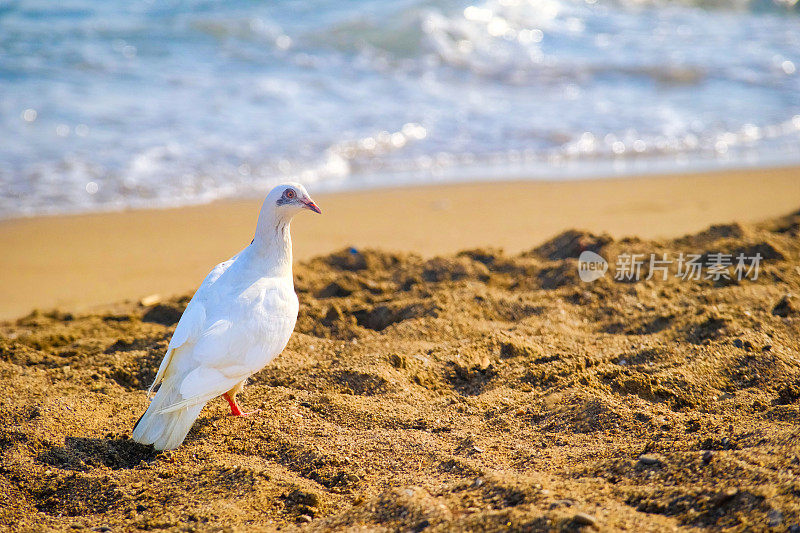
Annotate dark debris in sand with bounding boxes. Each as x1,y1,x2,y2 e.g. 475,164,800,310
2,210,800,531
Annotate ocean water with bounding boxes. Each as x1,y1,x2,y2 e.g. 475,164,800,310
1,0,799,218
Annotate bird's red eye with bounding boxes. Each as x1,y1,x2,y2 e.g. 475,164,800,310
285,189,295,199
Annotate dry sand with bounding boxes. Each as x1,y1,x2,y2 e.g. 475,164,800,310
1,168,800,532
1,166,799,320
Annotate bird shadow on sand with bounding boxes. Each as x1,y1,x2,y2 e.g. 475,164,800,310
38,436,157,471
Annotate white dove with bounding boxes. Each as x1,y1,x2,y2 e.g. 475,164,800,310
132,182,321,450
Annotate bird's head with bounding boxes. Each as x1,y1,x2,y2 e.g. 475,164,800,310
266,182,322,220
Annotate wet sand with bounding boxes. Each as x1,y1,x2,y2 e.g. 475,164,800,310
1,166,799,320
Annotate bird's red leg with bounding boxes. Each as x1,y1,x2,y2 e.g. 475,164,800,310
223,392,244,416
223,392,261,417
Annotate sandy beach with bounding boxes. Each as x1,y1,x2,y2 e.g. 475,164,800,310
1,167,799,530
1,166,799,320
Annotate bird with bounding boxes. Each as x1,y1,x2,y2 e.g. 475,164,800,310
131,182,321,450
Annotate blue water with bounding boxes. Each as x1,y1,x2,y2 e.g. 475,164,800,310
1,0,799,217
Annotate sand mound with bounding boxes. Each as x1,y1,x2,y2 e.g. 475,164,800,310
2,210,800,531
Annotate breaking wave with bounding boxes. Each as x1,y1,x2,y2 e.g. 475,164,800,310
1,0,799,217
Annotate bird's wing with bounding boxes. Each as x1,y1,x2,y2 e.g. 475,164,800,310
157,282,298,414
157,314,296,414
146,300,205,397
145,254,241,397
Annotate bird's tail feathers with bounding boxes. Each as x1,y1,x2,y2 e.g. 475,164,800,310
132,376,205,450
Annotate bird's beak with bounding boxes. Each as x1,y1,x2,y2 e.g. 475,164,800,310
301,197,322,214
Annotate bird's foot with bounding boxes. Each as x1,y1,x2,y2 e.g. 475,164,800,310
223,393,260,417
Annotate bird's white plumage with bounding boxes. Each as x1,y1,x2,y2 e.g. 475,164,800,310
132,183,316,450
154,259,298,414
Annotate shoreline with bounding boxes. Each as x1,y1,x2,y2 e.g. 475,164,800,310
5,158,800,225
1,165,799,320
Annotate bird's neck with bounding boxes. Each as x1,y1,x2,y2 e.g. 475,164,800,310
251,216,293,278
